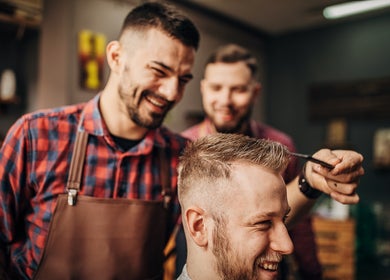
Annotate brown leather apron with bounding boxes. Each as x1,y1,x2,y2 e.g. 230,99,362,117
34,131,172,280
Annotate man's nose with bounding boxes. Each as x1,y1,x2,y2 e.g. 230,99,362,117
159,78,180,101
269,224,294,255
219,88,233,104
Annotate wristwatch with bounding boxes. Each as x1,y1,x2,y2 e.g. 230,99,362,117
298,172,323,199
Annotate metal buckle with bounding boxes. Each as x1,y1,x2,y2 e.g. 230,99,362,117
161,190,172,209
67,189,78,206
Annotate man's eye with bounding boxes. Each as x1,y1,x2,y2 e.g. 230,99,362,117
255,220,272,230
152,68,165,77
209,85,221,91
179,78,190,86
233,86,248,93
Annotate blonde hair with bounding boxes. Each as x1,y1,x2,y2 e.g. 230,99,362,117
178,133,290,211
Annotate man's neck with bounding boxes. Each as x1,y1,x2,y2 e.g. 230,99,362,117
242,121,253,137
210,119,252,136
99,89,149,140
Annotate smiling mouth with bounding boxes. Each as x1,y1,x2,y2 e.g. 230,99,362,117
145,95,166,108
259,261,279,271
215,108,235,120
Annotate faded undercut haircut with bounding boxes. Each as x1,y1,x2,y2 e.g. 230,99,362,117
178,133,290,208
205,44,258,77
119,1,200,50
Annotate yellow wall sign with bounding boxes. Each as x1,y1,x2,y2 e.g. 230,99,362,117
78,30,106,91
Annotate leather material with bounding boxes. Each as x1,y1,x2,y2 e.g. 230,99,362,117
34,129,171,280
34,194,167,280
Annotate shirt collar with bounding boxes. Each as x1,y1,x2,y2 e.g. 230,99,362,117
178,265,192,280
201,118,217,134
78,93,106,136
78,94,170,153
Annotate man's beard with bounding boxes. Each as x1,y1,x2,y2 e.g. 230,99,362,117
129,104,165,129
212,217,257,280
119,87,173,129
213,108,252,134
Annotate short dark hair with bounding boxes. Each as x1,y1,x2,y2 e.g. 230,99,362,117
205,44,258,77
120,1,200,50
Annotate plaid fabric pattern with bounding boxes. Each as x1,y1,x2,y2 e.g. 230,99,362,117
0,94,187,279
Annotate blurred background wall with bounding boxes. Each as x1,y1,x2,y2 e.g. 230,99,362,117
0,0,389,277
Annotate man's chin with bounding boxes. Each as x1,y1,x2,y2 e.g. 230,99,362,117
215,124,240,134
133,116,164,130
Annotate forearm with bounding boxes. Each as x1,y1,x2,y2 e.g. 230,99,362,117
285,176,317,228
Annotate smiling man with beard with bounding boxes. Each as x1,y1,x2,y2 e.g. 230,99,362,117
0,2,199,279
177,133,294,280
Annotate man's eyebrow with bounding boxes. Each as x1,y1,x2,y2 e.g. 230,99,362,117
152,61,193,80
248,207,292,223
152,61,172,71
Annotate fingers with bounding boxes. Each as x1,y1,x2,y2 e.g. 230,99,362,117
326,178,359,196
310,149,364,181
329,190,360,204
304,148,364,205
331,150,364,175
314,164,364,183
311,149,342,168
313,149,364,176
305,167,361,205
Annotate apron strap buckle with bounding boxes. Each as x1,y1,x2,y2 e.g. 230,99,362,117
67,189,78,206
161,190,172,209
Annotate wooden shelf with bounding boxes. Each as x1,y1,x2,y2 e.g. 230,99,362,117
0,96,20,104
0,13,40,29
312,217,356,280
0,96,21,114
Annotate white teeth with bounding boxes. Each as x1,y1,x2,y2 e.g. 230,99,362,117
146,96,164,107
261,262,278,271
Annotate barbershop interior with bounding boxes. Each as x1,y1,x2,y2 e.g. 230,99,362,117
0,0,389,279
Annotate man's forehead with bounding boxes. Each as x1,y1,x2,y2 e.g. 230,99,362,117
204,62,252,79
123,29,195,72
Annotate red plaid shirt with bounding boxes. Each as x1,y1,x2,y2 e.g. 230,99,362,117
0,94,187,279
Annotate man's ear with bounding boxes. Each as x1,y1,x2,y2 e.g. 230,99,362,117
106,40,121,73
184,207,209,247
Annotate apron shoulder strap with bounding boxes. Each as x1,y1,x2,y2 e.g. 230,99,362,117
66,130,88,205
158,147,171,209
